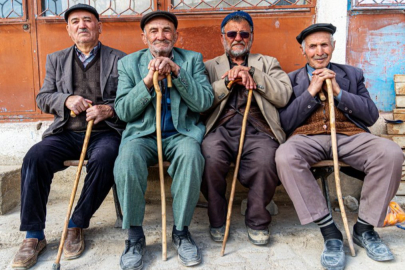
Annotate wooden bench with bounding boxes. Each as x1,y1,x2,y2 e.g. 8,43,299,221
311,160,351,213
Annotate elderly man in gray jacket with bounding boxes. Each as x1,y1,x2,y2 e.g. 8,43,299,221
276,23,403,270
12,4,126,269
201,11,292,246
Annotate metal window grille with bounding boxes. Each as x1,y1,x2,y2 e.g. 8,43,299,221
39,0,155,18
0,0,23,19
352,0,405,9
170,0,314,12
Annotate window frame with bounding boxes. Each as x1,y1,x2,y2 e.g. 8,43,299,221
351,0,405,11
0,0,27,24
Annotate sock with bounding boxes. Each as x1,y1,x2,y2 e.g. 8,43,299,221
128,226,145,241
314,214,343,241
354,217,374,235
26,230,45,240
68,219,78,228
172,225,188,236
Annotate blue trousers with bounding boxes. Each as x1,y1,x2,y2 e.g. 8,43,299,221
20,131,120,231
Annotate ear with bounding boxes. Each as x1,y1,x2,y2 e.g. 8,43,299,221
141,32,148,45
98,22,102,33
66,24,70,35
173,31,178,44
300,45,305,56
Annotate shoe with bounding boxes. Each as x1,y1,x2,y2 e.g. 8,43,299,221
320,239,345,270
209,225,225,242
12,238,47,269
120,238,145,270
64,228,85,259
172,232,201,267
353,230,394,261
247,227,270,246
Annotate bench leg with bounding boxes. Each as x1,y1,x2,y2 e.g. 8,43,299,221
112,184,123,228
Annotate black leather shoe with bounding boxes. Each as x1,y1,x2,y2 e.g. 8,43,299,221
353,230,394,261
209,225,225,242
172,232,201,267
320,239,345,270
120,238,145,270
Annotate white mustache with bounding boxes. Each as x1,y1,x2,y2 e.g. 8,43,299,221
78,29,89,34
153,40,171,45
313,54,328,60
231,41,246,46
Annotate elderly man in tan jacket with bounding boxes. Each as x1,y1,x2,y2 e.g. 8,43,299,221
201,11,292,246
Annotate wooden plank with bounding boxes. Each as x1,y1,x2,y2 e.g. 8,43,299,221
387,123,405,135
396,82,405,95
393,114,405,121
381,135,405,148
396,96,405,108
393,109,405,114
394,74,405,82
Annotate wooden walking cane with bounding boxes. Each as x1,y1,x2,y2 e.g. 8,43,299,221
325,79,356,257
52,105,94,270
221,79,253,256
153,71,172,261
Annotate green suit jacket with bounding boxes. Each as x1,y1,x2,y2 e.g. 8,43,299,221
115,48,214,145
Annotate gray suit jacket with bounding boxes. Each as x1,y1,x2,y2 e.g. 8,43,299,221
204,53,292,143
280,63,379,137
36,44,126,138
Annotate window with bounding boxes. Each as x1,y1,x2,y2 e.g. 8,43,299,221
170,0,314,12
39,0,154,18
0,0,23,19
351,0,405,10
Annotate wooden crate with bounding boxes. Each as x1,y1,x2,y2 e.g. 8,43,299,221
395,74,405,96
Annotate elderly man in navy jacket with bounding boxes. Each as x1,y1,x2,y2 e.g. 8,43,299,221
275,23,403,270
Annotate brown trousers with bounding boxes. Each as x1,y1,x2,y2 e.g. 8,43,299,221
275,133,403,227
201,118,279,230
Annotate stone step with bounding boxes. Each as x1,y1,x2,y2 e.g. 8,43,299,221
0,166,21,215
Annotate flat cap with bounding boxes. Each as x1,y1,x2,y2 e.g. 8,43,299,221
64,4,99,22
221,11,253,30
140,11,178,31
296,23,336,44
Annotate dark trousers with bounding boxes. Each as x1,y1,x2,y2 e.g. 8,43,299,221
201,122,280,230
20,131,120,231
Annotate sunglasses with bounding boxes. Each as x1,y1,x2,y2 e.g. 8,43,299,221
224,31,251,39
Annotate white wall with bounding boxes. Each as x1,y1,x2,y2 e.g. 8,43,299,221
316,0,348,64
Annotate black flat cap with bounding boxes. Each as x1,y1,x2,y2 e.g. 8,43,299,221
64,4,99,22
296,23,336,44
140,11,178,31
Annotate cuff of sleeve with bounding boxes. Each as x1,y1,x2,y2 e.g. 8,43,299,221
334,89,342,102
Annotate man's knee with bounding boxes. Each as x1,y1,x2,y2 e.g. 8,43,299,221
275,142,298,168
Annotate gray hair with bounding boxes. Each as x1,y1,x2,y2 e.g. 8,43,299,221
221,16,253,34
301,33,335,50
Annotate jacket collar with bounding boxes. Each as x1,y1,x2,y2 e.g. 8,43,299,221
214,53,262,79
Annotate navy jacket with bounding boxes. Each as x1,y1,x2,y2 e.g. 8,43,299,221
279,63,379,137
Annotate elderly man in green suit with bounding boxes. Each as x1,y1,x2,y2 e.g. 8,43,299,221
114,11,213,270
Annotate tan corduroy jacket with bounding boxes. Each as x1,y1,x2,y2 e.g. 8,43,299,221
204,53,292,143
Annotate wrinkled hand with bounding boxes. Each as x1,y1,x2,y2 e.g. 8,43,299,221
143,57,180,89
221,66,256,90
86,105,114,124
65,95,92,116
308,68,341,97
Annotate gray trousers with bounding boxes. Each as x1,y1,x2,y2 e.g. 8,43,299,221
275,133,403,227
114,133,204,230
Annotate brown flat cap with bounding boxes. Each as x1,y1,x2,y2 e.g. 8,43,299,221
140,11,178,31
296,23,336,44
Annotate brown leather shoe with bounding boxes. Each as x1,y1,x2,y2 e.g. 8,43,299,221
12,238,47,269
63,228,85,259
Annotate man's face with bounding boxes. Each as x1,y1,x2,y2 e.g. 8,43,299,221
221,20,253,58
301,31,335,69
66,10,101,47
142,18,177,57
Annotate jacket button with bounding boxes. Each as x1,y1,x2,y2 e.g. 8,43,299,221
349,110,352,113
308,105,311,109
186,129,190,132
345,107,348,110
